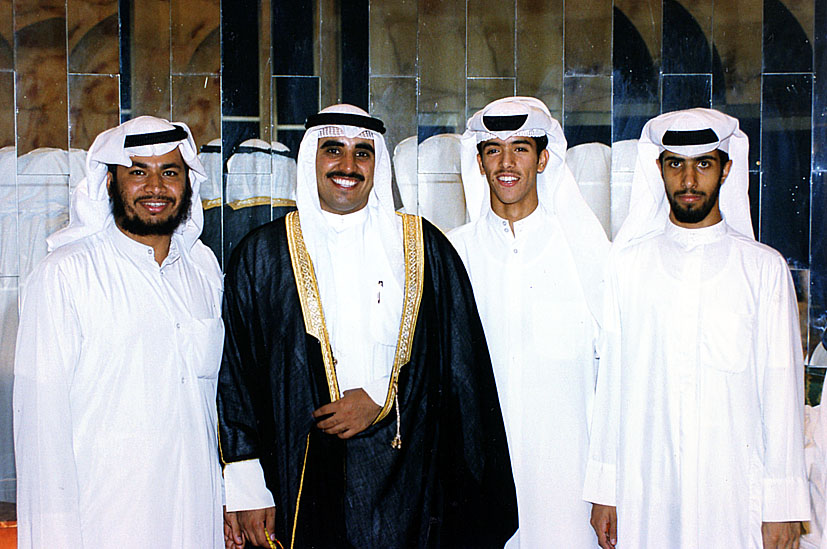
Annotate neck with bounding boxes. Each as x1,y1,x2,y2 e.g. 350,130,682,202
490,193,539,234
116,225,173,265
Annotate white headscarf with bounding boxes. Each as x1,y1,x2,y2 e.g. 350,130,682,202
295,104,403,286
613,107,753,249
47,116,208,253
460,96,610,324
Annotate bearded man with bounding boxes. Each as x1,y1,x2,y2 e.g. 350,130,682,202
14,116,225,547
584,108,809,549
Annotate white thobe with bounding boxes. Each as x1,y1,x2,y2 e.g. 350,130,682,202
223,208,401,512
13,223,225,548
449,205,599,548
583,220,810,548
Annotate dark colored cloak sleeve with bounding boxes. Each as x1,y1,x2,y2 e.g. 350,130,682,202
218,216,517,548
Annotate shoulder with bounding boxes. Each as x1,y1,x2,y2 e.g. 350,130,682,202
188,240,223,284
446,220,480,248
31,232,104,277
726,231,791,272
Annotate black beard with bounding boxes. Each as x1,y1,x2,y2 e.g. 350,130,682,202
668,175,723,225
109,175,193,236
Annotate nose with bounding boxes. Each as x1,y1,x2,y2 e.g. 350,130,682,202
501,148,515,168
681,167,697,190
341,150,357,173
144,171,163,193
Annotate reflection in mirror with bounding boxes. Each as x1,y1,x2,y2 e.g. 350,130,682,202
69,75,120,150
663,0,713,74
15,5,69,160
67,0,118,74
0,72,12,147
468,0,515,78
419,0,464,119
764,0,813,73
370,76,416,161
0,0,12,70
467,78,516,121
662,74,711,112
14,175,70,277
810,171,827,369
128,1,171,118
563,76,611,147
612,5,658,141
760,73,812,269
0,276,17,503
171,75,221,150
516,0,563,115
370,0,416,76
564,0,611,75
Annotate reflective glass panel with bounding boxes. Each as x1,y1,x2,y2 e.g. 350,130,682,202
369,0,416,76
663,0,713,74
564,0,611,75
67,0,118,74
171,0,220,74
129,0,171,118
563,76,611,147
69,74,120,150
468,0,515,78
0,275,18,502
516,0,563,114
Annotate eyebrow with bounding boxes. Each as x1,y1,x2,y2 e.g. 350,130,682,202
130,161,183,170
319,139,344,149
355,142,375,154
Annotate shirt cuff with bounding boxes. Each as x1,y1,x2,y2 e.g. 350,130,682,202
762,477,811,522
223,459,276,512
582,459,617,506
362,375,392,407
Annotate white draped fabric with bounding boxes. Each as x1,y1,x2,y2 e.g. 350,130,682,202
14,224,224,548
449,204,599,548
584,220,810,547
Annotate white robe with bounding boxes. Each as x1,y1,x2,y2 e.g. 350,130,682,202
13,224,225,548
449,205,599,548
583,220,810,548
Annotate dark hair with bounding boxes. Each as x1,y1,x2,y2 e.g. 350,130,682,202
476,135,549,159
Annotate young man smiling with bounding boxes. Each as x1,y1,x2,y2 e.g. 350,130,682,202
585,108,809,549
449,96,610,548
14,117,225,547
218,104,517,549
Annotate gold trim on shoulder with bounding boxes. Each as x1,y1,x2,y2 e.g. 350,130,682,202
373,213,424,429
202,197,222,210
286,211,425,428
228,197,296,210
272,198,297,208
286,211,340,402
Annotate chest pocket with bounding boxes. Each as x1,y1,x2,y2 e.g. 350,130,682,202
369,278,403,380
700,308,753,373
179,317,225,379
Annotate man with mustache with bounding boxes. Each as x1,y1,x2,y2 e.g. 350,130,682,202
584,108,809,548
218,104,517,548
14,116,225,547
448,96,609,547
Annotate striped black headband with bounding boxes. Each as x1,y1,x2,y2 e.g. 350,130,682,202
305,113,386,135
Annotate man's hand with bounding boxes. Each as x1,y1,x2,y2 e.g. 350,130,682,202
590,503,617,549
762,521,801,549
223,507,245,549
312,388,381,439
236,506,277,548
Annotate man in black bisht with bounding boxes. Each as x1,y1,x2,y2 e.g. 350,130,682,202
218,104,517,549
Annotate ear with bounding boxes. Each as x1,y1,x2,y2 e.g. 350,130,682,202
720,159,733,183
477,153,485,175
536,149,550,173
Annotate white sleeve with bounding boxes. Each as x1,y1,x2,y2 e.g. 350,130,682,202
223,459,276,512
582,260,620,506
13,262,85,548
362,375,392,406
758,257,810,521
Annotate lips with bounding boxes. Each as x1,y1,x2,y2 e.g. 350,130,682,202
496,173,519,187
137,197,174,214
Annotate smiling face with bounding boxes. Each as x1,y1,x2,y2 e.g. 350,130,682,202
657,149,732,228
107,148,191,238
314,136,376,215
477,136,549,221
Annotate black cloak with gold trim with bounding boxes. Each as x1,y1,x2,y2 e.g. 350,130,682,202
218,214,517,548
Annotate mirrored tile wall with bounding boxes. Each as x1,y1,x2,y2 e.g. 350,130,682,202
0,0,824,506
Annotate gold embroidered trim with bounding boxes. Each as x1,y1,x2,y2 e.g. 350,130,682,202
202,197,222,210
286,211,340,401
229,197,297,210
290,434,311,549
286,212,424,418
373,213,424,425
